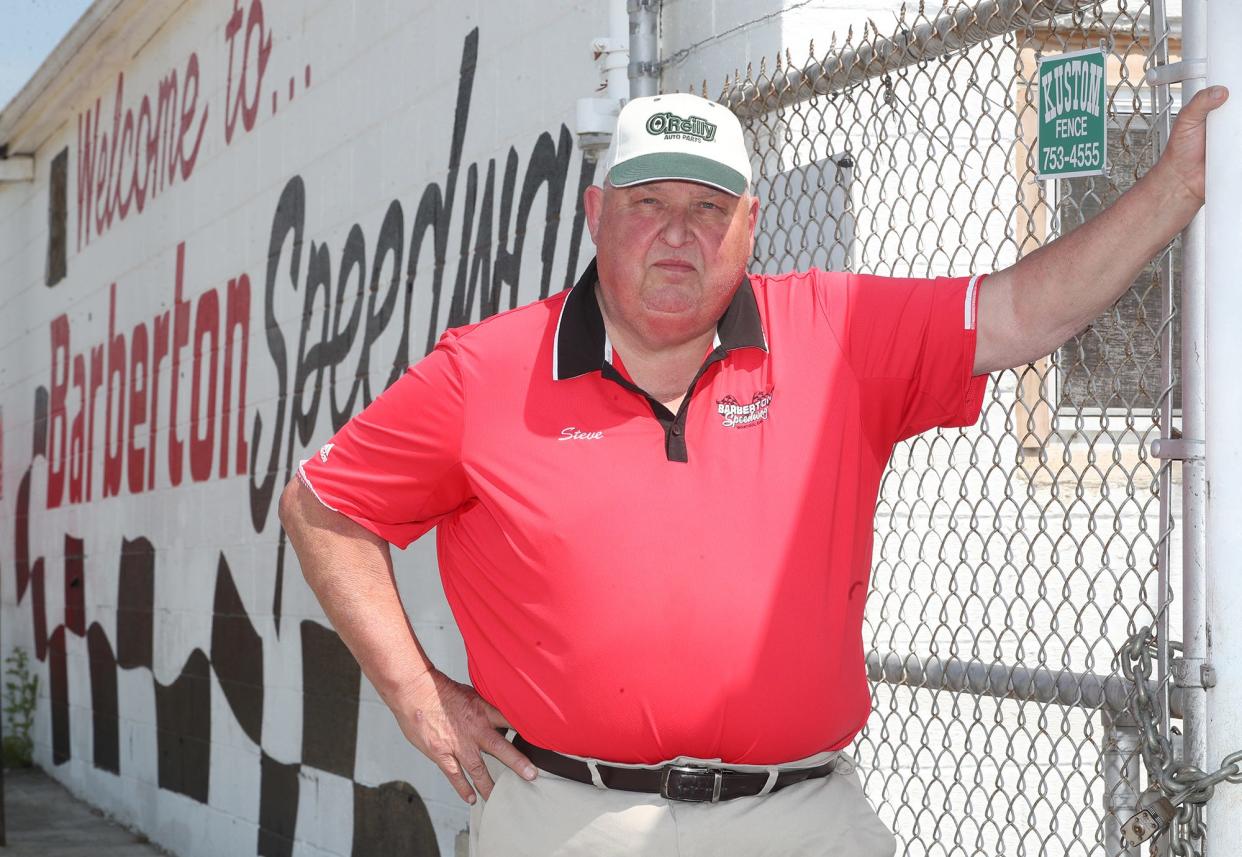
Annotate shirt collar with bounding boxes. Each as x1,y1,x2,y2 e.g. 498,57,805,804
553,257,768,381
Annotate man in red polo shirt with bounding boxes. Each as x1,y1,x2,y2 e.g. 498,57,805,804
280,88,1226,855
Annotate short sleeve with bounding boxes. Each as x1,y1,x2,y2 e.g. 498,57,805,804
297,332,471,549
813,270,988,443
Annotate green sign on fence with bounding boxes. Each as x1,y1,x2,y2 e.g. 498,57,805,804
1037,48,1107,180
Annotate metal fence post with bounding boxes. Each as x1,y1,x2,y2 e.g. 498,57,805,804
1176,0,1210,788
1150,0,1177,780
1204,1,1242,853
1102,712,1143,857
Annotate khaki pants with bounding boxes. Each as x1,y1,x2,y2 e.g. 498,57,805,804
470,747,897,857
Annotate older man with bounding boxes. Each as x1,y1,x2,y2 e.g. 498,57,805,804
279,88,1226,855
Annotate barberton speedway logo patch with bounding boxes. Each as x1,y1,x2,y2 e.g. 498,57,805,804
717,389,773,429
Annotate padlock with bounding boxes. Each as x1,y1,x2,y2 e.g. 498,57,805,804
1122,788,1177,846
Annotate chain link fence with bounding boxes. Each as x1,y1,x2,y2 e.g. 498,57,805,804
722,1,1183,854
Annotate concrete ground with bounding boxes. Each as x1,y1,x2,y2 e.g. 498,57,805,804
0,767,171,856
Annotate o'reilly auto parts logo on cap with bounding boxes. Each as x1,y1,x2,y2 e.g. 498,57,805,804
645,112,717,142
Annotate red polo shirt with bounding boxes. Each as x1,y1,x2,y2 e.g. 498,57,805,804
298,261,987,764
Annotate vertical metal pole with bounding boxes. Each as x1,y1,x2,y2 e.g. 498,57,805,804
1204,2,1242,854
1178,0,1210,786
1103,712,1143,857
1149,0,1175,764
628,0,659,97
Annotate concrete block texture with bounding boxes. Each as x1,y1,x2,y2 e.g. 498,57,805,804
0,1,604,855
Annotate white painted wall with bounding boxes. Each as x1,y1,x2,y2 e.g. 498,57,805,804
0,2,606,855
661,0,907,95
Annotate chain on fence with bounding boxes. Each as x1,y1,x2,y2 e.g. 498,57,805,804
721,1,1185,854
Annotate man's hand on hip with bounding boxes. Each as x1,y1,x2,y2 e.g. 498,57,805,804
393,668,538,803
278,479,535,804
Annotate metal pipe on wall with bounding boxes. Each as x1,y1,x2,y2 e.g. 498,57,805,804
574,1,631,160
1204,1,1242,852
628,0,659,97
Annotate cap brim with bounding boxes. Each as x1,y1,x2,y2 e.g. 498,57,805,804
608,153,747,196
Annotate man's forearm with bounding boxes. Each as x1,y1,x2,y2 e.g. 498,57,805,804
1019,163,1196,353
278,476,533,802
278,477,434,708
974,87,1225,373
974,162,1202,374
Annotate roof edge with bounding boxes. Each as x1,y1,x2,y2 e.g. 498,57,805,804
0,0,140,156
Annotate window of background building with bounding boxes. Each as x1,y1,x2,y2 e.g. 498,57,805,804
46,147,67,286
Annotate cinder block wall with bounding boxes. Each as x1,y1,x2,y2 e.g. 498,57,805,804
0,2,606,854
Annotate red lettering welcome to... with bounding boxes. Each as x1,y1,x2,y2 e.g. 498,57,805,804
75,56,208,250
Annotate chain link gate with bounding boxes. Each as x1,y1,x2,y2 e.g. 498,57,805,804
719,1,1187,854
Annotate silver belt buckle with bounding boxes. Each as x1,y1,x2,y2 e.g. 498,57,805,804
659,765,724,802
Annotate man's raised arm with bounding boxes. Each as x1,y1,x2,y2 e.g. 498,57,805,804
278,477,536,803
973,86,1228,375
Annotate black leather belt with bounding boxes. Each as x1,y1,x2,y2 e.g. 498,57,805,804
511,733,836,803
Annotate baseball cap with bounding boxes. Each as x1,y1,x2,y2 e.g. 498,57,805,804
604,93,752,197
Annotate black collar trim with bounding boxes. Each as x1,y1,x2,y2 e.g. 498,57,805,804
553,257,768,381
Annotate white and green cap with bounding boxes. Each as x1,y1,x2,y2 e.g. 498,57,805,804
604,93,751,196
